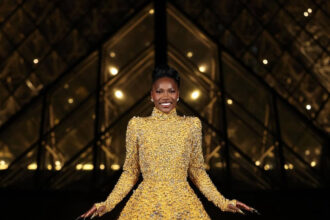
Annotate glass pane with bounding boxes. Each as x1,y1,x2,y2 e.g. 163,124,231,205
98,99,151,175
249,31,282,70
272,52,305,93
242,52,268,78
0,96,20,126
23,0,55,24
222,53,275,129
306,10,329,47
230,145,273,190
168,4,220,81
13,73,43,106
169,58,223,131
49,53,98,124
0,32,13,61
292,74,328,116
167,4,222,130
0,52,30,92
48,147,94,190
232,9,262,45
292,31,323,68
56,29,90,64
0,0,22,23
221,30,245,57
3,9,35,45
36,51,67,84
44,97,95,167
278,99,325,169
103,4,154,80
39,8,70,44
101,4,154,128
226,104,278,179
283,147,321,188
242,0,279,24
209,0,243,25
284,0,317,26
0,148,38,189
0,99,41,166
268,10,301,46
316,99,330,133
0,83,10,105
18,29,51,65
102,55,154,125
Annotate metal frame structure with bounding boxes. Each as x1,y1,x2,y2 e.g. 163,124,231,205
0,0,329,191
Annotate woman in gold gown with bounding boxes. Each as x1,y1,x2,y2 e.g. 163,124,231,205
79,66,258,219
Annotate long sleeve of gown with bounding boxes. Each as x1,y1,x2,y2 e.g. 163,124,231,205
95,117,140,216
188,117,235,212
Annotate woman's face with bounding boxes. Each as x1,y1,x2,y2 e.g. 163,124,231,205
151,77,179,113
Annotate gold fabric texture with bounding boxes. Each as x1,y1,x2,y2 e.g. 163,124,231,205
95,107,234,219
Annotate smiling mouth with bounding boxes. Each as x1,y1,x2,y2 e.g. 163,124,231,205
160,102,172,107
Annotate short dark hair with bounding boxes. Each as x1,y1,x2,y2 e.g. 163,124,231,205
152,65,180,88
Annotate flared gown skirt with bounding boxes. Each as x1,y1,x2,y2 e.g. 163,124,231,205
117,180,211,220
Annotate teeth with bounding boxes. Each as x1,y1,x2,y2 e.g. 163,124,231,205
160,103,171,106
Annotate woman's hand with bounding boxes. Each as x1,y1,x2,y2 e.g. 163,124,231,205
76,204,106,219
227,200,260,215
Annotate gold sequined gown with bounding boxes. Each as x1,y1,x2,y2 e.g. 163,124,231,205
95,107,235,219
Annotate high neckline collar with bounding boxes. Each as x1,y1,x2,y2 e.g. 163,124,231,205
151,106,177,119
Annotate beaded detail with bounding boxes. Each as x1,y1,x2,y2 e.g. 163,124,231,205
94,107,234,219
151,106,178,119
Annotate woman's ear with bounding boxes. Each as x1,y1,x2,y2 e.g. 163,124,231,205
150,89,154,100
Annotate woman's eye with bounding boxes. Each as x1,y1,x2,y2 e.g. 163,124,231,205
156,91,161,93
170,90,175,93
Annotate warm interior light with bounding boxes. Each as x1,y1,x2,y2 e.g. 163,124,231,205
114,90,124,99
264,164,270,170
109,66,119,76
311,161,317,167
83,163,93,170
255,160,261,166
315,148,321,155
0,160,8,170
262,59,268,65
68,98,74,104
27,163,37,170
111,164,120,170
76,164,83,170
186,51,193,58
304,11,309,17
33,58,39,64
109,51,116,58
307,8,312,13
306,104,311,110
288,163,294,169
149,9,154,14
47,164,52,170
305,149,310,156
100,164,105,170
227,99,233,105
198,65,206,72
26,80,34,89
191,90,200,100
55,161,61,170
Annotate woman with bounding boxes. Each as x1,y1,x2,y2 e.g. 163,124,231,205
78,66,258,219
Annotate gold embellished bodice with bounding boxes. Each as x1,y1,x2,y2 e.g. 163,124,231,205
95,107,234,219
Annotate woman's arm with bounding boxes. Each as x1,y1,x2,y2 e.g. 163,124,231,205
94,117,141,216
188,117,235,212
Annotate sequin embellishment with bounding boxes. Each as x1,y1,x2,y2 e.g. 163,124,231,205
94,107,234,219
